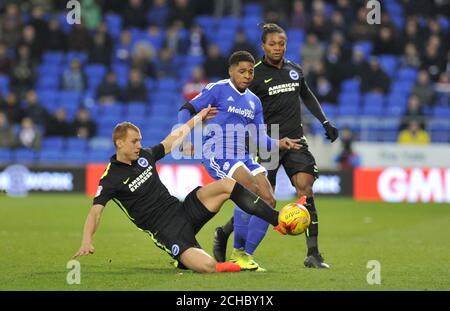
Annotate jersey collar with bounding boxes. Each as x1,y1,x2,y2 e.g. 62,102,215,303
261,56,286,69
227,79,247,95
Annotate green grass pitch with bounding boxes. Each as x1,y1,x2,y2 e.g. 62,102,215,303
0,194,449,290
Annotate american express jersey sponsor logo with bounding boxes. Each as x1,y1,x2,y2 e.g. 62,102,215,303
129,165,153,192
268,82,300,95
227,106,255,119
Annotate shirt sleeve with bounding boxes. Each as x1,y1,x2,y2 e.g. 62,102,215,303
92,177,115,206
251,97,277,151
143,143,165,161
189,82,219,111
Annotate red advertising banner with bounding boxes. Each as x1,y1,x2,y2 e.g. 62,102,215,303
354,167,450,203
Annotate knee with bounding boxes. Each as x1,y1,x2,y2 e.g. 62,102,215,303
296,183,313,198
221,177,236,195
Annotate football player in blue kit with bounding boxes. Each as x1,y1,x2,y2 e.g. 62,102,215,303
178,51,301,271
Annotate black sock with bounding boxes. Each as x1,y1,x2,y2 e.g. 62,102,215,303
229,182,278,226
305,197,319,256
222,217,234,235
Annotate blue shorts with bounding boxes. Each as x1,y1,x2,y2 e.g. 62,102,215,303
204,156,267,180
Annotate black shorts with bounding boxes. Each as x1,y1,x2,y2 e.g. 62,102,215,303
143,186,215,259
260,138,318,186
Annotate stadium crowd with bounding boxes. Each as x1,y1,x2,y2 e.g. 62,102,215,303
0,0,449,163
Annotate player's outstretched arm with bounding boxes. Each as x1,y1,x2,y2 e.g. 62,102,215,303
73,204,105,258
161,105,217,155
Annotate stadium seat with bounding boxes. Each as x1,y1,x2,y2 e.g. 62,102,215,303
13,149,37,162
338,93,360,107
42,51,65,64
126,102,147,116
378,55,398,77
0,148,12,162
105,14,123,39
38,150,63,163
88,150,110,163
62,150,87,164
341,79,361,93
243,3,263,17
42,137,65,150
353,41,373,58
0,75,10,95
432,106,450,117
363,93,384,107
66,137,88,151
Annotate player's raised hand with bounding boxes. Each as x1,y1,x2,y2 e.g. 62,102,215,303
278,137,302,150
73,243,95,258
198,104,218,121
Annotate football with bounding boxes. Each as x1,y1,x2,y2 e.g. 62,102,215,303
278,203,311,235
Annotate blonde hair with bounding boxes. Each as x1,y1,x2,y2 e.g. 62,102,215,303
112,122,140,148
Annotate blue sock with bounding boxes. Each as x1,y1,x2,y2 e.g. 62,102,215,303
245,216,269,255
233,206,251,250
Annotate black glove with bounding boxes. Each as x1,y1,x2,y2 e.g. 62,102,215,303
323,121,339,142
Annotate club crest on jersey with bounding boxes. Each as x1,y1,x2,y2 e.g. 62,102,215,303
223,161,230,171
289,70,299,80
137,157,149,168
171,244,180,256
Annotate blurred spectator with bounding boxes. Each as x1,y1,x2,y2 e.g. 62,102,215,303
308,13,331,42
168,0,194,29
124,69,148,102
96,72,122,104
314,75,338,104
72,108,97,138
335,127,360,170
400,43,421,68
11,45,36,96
46,18,67,51
17,117,42,150
45,108,72,137
399,95,426,131
411,70,435,106
346,47,370,80
230,29,258,60
114,30,133,63
290,0,308,29
28,5,49,47
131,41,156,78
123,0,148,29
373,26,401,56
18,25,44,62
335,0,353,25
148,0,170,28
23,90,48,126
360,57,390,94
0,111,15,148
163,25,188,54
214,0,241,18
324,43,346,87
434,72,450,106
81,0,102,31
348,6,377,42
0,42,11,75
300,33,324,69
329,31,351,60
203,44,228,79
0,93,24,124
62,59,87,92
88,31,112,66
398,120,430,145
421,44,446,82
67,23,92,52
0,3,23,49
402,17,423,51
182,66,209,101
186,24,208,57
155,47,177,78
329,12,347,39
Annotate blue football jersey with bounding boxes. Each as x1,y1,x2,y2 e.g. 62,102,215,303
190,79,274,159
